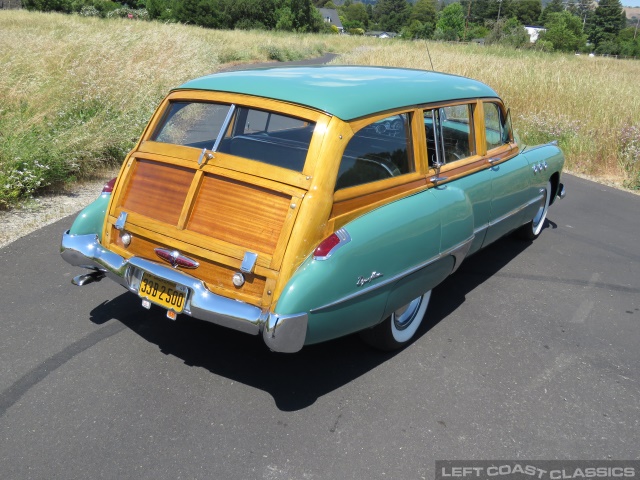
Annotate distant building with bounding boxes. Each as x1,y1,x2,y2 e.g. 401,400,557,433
318,8,344,33
524,26,546,43
365,31,399,39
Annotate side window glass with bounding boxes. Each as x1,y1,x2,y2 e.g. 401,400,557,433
336,113,414,191
424,104,474,167
484,102,509,151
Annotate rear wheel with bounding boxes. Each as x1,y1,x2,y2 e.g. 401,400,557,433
519,181,551,240
360,291,431,351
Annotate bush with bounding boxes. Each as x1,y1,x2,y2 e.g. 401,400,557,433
619,125,640,189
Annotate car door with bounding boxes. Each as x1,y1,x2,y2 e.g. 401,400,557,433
481,102,532,247
423,103,493,256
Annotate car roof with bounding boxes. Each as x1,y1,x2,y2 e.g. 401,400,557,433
175,66,499,121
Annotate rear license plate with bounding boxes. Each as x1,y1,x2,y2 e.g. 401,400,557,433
138,273,187,313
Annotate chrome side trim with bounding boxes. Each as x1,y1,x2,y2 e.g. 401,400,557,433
310,236,475,313
60,231,307,353
488,194,544,229
523,140,559,153
473,223,489,236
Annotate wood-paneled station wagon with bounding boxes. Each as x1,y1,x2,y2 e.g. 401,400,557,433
61,66,566,353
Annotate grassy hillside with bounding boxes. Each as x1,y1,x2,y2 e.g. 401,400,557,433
338,42,640,189
1,10,639,208
0,10,367,208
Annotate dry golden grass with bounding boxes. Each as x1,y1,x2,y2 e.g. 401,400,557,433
1,9,639,207
0,10,369,207
336,42,640,183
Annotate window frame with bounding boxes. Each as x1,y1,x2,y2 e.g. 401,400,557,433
333,108,426,203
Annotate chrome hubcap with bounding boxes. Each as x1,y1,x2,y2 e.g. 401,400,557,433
393,297,423,331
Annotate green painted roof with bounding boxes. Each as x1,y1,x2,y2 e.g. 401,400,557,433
175,66,499,120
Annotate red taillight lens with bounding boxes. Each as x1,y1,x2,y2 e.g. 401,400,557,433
313,228,351,260
102,177,117,194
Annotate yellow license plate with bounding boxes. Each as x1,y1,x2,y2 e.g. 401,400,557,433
139,273,187,313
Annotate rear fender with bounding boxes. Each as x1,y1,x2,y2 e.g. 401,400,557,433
68,193,111,236
275,188,450,345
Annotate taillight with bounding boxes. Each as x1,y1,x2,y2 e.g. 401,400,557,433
313,228,351,260
102,177,117,194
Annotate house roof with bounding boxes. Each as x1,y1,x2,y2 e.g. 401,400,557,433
318,8,343,29
176,66,499,121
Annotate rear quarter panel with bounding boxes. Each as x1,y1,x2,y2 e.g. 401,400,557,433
275,188,451,345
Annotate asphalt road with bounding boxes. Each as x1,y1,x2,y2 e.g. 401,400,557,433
1,174,639,480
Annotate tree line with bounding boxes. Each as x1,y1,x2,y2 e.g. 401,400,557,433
22,0,640,57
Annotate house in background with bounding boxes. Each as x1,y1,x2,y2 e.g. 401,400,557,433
318,8,344,33
524,26,546,43
365,31,399,39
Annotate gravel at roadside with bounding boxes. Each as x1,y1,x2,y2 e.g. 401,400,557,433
0,176,115,249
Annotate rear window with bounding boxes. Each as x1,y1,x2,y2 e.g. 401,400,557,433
151,101,315,172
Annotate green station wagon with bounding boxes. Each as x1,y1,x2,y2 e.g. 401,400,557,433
61,66,566,352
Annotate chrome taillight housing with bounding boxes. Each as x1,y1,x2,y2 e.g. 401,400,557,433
313,228,351,260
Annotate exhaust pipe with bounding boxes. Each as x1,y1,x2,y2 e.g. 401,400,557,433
72,271,106,286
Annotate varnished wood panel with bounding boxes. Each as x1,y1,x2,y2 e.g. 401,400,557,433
331,177,427,218
121,159,194,226
108,226,267,306
188,174,292,255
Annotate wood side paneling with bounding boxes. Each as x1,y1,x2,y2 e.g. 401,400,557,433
188,174,292,255
121,160,194,226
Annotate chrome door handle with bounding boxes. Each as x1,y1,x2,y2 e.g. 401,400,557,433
430,176,448,183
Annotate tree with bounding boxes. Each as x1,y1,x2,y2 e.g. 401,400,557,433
618,27,640,57
227,0,279,29
485,17,529,47
401,19,434,39
343,2,369,29
538,0,563,26
23,0,73,12
541,11,587,52
410,0,436,26
175,0,231,29
290,0,322,32
434,2,465,41
374,0,411,32
588,0,626,49
514,0,541,26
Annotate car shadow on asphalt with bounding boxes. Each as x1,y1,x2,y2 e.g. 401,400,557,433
89,233,533,411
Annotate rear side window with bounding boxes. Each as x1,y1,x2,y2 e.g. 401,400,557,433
424,104,475,166
336,113,414,191
484,102,511,151
151,101,315,172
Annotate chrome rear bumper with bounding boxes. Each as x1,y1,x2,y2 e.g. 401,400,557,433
60,231,307,353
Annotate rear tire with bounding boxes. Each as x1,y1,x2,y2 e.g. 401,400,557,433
519,181,551,240
360,291,431,351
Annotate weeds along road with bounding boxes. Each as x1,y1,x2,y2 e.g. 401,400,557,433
1,173,639,479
